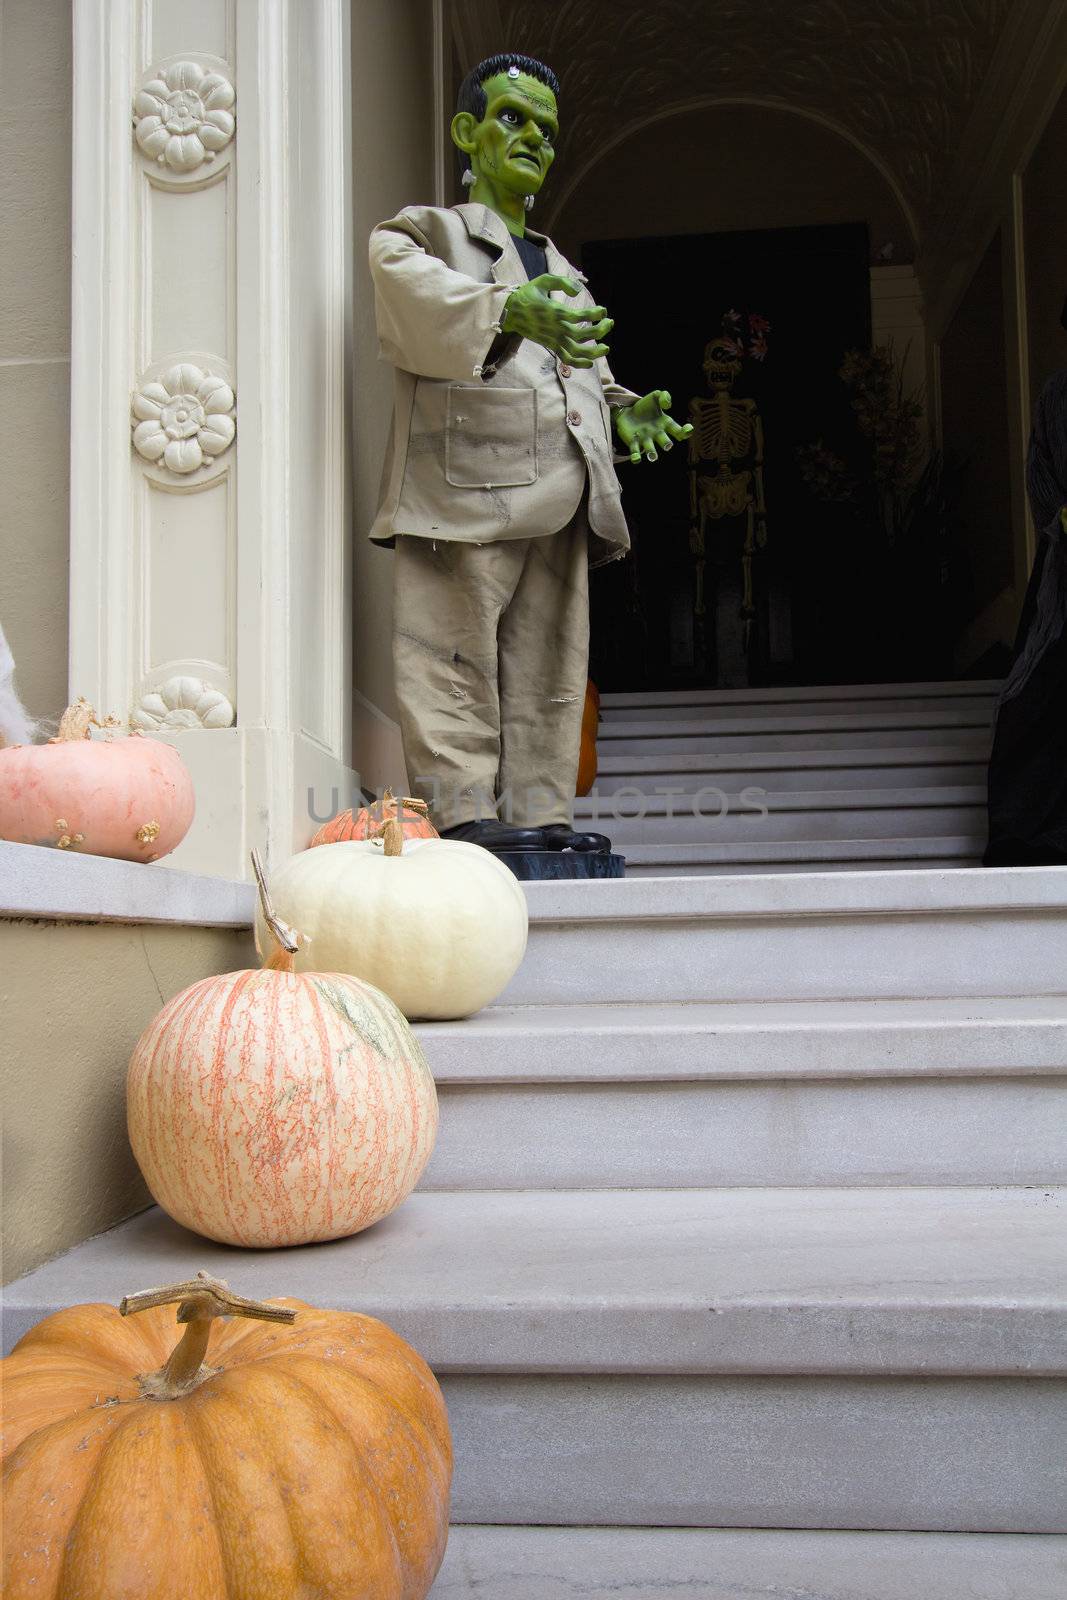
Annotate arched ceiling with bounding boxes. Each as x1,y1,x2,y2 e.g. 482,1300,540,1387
467,0,1018,244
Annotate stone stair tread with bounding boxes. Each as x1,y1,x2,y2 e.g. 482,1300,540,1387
598,709,995,739
617,837,982,866
415,994,1067,1081
600,699,997,726
507,867,1067,1005
599,678,1001,708
599,727,993,753
626,856,985,876
595,742,989,775
577,785,988,816
6,1187,1063,1374
520,863,1067,921
430,1525,1066,1599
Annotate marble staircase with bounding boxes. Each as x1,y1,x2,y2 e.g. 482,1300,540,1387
580,677,998,873
5,849,1066,1597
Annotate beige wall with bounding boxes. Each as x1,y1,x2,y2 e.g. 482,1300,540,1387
1024,80,1067,408
548,104,914,266
0,0,72,732
350,0,435,778
2,917,256,1283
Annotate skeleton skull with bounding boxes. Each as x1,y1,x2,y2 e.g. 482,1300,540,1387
703,337,743,390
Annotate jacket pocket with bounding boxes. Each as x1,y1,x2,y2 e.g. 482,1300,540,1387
445,385,538,488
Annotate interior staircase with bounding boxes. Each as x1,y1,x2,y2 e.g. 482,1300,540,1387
4,679,1066,1597
581,677,998,874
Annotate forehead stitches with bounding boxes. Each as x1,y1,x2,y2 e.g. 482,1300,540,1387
485,77,558,127
513,85,555,114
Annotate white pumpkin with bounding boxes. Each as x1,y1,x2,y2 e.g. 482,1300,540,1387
257,824,528,1020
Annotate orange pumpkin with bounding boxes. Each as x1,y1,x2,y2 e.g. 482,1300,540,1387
576,678,600,797
0,698,194,860
311,789,438,847
1,1272,452,1599
127,851,438,1246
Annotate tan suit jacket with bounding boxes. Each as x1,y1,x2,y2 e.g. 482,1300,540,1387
368,202,637,567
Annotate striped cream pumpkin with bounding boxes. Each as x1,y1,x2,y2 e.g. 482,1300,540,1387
127,858,438,1247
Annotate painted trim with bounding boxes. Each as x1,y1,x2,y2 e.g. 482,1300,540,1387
69,1,137,713
433,0,449,207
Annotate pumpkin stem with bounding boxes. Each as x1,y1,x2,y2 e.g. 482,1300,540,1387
376,789,429,827
378,817,405,856
51,698,95,742
250,847,303,971
49,698,125,743
121,1271,296,1401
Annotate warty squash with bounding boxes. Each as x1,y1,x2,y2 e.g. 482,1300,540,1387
0,697,194,860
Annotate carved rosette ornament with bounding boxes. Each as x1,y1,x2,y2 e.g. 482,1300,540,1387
131,364,236,475
131,677,235,732
133,61,235,174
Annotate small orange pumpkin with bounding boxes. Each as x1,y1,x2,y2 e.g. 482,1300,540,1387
310,788,438,847
0,698,194,860
576,678,600,797
1,1271,452,1599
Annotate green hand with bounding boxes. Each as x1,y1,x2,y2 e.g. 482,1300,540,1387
614,389,693,463
502,274,613,368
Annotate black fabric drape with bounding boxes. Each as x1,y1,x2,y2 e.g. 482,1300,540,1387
985,368,1067,865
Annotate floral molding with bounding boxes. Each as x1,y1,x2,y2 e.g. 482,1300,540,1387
131,677,235,732
133,59,235,181
131,363,236,478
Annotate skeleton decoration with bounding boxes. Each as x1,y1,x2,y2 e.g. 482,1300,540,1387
688,311,770,681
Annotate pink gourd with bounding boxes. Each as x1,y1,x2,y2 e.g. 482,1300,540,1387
0,698,194,861
127,852,438,1247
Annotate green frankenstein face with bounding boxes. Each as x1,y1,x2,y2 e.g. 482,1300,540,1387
451,71,559,210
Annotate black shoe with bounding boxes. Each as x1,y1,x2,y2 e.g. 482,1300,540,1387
539,823,612,853
440,819,549,853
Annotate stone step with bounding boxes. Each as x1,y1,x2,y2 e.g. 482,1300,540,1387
599,678,1001,711
575,786,986,845
6,1190,1064,1531
420,996,1067,1083
593,743,989,794
599,693,998,725
505,868,1067,1004
621,837,983,874
599,711,994,755
430,1526,1067,1599
415,997,1067,1188
440,1369,1065,1530
9,1188,1060,1373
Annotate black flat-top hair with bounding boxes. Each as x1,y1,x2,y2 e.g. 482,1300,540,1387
455,53,560,177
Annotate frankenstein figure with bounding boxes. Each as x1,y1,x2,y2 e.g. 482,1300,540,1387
368,53,690,856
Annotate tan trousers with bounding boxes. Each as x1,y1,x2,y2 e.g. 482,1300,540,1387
392,506,590,830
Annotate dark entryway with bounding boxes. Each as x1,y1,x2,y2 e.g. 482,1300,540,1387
583,221,952,693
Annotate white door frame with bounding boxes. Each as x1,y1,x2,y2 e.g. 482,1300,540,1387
69,0,356,878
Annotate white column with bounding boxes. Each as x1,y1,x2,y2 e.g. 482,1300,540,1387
69,0,355,878
870,265,928,437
